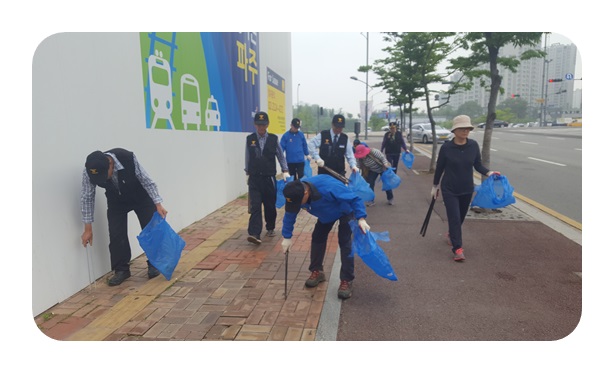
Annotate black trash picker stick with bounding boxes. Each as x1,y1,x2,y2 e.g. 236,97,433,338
284,250,289,299
321,165,349,185
420,197,436,237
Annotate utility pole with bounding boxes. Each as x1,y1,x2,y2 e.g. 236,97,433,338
364,32,369,140
539,33,549,127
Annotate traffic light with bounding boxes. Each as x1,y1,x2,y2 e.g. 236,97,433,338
548,78,563,83
511,94,520,98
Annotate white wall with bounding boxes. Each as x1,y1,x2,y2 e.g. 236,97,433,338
32,32,293,316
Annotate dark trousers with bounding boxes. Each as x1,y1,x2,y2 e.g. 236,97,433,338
287,162,305,180
107,200,156,272
248,175,277,237
442,192,473,252
386,153,400,172
309,214,354,282
365,170,393,201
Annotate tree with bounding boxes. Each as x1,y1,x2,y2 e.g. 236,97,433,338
450,32,545,174
456,100,484,119
375,32,459,161
498,97,529,120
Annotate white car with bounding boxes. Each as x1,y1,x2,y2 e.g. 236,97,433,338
407,123,452,143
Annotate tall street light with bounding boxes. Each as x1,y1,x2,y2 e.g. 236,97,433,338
350,75,373,140
360,32,369,139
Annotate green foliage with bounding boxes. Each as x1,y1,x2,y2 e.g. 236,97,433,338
498,97,529,120
369,115,387,130
456,100,485,119
450,32,545,170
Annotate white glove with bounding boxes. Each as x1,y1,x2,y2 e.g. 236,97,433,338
316,158,325,168
430,185,439,199
358,218,370,234
282,172,291,180
306,155,312,161
281,238,292,253
352,166,360,173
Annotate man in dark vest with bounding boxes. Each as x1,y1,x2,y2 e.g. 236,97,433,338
80,148,168,286
245,111,290,244
308,114,359,178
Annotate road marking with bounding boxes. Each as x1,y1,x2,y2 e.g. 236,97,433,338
513,192,581,231
575,148,582,151
520,141,538,145
528,157,566,166
547,137,566,140
491,148,498,152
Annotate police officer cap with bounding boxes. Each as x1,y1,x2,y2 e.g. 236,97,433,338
332,114,345,128
254,111,270,125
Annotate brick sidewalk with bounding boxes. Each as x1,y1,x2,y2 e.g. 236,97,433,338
36,189,341,341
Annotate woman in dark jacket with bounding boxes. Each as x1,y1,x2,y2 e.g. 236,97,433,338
380,122,410,172
431,115,499,262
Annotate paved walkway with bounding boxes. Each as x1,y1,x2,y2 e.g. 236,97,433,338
36,163,344,341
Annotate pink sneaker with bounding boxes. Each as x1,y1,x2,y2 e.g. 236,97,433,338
454,248,465,261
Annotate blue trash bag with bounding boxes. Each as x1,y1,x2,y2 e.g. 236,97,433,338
275,177,294,208
137,212,186,280
303,159,313,178
402,151,414,169
349,220,398,281
349,172,375,203
471,174,516,209
381,168,401,191
275,179,287,208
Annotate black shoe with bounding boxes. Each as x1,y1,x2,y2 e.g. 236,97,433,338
147,262,160,279
265,230,276,237
247,235,262,244
108,270,131,286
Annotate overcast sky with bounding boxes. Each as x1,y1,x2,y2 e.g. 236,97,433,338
291,32,580,118
12,2,600,369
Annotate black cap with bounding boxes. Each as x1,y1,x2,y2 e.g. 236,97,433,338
254,111,269,125
353,139,361,146
291,118,301,128
85,151,110,187
282,180,305,213
332,114,345,128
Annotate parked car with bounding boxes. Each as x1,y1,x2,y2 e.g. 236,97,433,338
477,120,509,128
381,125,390,132
407,123,452,143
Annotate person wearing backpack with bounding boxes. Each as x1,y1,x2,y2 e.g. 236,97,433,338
431,115,500,261
354,145,393,206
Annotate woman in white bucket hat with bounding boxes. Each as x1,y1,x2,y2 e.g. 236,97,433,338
431,115,500,261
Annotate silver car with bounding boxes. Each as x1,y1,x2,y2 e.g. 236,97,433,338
407,124,452,143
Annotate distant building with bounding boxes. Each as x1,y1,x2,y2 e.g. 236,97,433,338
448,40,580,118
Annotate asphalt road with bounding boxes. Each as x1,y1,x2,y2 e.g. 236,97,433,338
471,127,582,223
